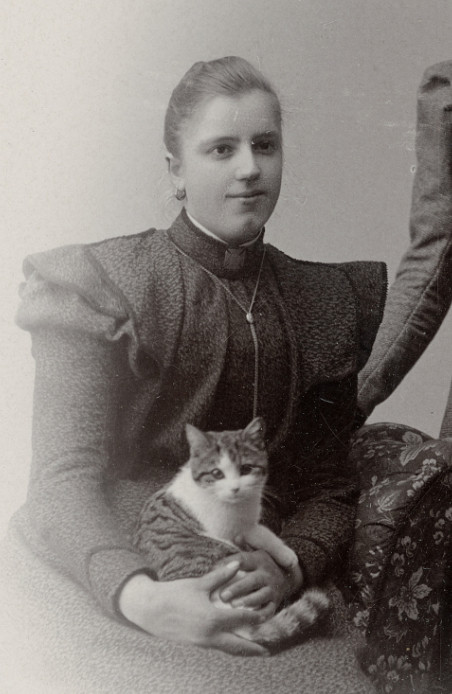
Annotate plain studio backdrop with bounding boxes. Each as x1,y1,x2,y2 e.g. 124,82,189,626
2,0,452,533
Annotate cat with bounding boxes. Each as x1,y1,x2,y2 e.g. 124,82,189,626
133,417,330,647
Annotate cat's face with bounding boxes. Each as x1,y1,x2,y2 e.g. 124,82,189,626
185,418,268,504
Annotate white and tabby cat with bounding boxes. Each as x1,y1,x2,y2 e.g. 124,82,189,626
134,417,330,647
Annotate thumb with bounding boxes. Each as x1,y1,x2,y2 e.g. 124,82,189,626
199,561,241,591
211,632,269,657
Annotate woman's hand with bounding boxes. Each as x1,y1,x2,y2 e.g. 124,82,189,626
219,550,303,611
118,561,272,656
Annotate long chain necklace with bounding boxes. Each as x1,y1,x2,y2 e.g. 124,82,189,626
170,241,267,419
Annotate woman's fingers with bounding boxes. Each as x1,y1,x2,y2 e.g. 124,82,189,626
232,551,261,571
210,633,269,657
213,603,269,631
214,604,260,628
200,560,241,591
258,601,276,620
219,550,289,608
220,572,266,602
231,587,273,610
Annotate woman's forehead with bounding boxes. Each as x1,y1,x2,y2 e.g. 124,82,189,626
182,91,281,145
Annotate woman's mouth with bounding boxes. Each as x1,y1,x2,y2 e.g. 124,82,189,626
228,191,264,202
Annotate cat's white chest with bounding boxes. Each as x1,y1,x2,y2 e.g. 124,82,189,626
168,466,260,543
200,502,256,543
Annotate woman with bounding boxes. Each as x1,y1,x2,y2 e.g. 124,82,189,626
1,57,385,693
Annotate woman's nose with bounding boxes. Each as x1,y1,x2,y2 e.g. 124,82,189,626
235,146,260,180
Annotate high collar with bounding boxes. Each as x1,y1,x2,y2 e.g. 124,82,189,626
166,208,266,279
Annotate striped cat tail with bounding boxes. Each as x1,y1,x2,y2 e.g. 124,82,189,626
246,589,331,647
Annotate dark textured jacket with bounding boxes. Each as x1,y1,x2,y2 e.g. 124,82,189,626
16,211,386,617
358,61,452,437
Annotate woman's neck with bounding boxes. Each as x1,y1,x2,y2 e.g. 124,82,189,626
185,210,263,248
167,209,266,279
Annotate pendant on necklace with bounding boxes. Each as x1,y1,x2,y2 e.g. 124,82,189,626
246,312,254,324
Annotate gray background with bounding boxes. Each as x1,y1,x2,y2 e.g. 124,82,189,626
2,0,452,531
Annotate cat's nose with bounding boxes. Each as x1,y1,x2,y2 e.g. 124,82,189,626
231,486,240,494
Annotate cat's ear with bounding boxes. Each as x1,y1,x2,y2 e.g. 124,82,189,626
243,417,266,448
185,423,210,453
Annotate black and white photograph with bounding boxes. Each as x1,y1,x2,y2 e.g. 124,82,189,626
1,2,452,693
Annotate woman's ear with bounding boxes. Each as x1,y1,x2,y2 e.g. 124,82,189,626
166,152,185,192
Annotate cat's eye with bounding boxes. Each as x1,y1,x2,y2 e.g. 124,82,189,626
240,464,254,476
211,469,224,480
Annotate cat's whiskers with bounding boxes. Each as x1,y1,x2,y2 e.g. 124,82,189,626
262,487,281,503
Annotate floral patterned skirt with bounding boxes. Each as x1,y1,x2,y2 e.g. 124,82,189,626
348,423,452,693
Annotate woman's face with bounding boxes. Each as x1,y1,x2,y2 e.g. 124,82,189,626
170,89,283,245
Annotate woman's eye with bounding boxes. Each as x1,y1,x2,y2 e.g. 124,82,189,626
253,140,275,153
240,465,253,476
212,145,231,157
211,469,224,479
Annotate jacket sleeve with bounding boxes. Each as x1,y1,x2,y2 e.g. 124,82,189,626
16,245,156,617
279,262,387,586
280,376,359,586
358,61,452,418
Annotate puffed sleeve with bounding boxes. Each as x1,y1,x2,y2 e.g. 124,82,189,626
358,61,452,418
16,244,157,617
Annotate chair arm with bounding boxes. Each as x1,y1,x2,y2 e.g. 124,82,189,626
347,422,452,631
